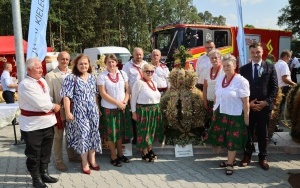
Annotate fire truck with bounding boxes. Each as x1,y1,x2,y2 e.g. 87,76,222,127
151,23,292,69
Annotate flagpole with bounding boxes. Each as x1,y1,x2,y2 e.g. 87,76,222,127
11,0,26,82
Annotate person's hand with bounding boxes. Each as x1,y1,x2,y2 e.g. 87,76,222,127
244,115,249,126
255,100,268,111
53,104,61,113
132,112,137,121
66,112,74,122
117,101,126,111
250,99,260,111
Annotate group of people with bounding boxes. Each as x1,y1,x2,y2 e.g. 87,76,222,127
15,47,169,188
2,39,297,187
198,41,297,175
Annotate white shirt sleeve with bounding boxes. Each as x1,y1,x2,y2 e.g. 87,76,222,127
130,80,143,112
238,77,250,98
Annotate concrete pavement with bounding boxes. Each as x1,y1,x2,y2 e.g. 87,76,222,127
0,124,300,188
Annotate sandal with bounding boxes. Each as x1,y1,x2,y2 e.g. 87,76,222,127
225,164,234,175
219,160,237,167
141,153,154,163
148,150,157,160
110,158,122,167
118,155,130,163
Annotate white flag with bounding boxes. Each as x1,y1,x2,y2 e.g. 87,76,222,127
235,0,247,67
26,0,49,61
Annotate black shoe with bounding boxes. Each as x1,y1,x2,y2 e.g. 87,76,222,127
40,164,58,183
141,153,154,162
148,150,157,160
41,174,58,183
30,172,48,188
118,155,130,163
110,158,122,167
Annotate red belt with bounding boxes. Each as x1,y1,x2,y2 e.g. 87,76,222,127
158,88,167,92
21,109,54,117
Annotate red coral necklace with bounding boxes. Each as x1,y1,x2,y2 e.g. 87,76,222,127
210,65,221,80
108,73,119,83
143,78,156,91
222,73,236,88
132,63,143,78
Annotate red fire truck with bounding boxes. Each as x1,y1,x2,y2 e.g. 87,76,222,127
151,23,292,69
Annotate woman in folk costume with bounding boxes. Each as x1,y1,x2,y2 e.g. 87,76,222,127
131,64,164,162
97,53,132,167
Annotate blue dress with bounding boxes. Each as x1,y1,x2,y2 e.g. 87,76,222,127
60,74,102,154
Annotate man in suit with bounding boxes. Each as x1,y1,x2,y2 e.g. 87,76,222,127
45,51,80,172
239,42,278,170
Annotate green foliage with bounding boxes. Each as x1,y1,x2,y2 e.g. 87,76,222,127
198,11,226,25
278,0,300,35
173,45,192,68
245,24,255,28
0,1,225,54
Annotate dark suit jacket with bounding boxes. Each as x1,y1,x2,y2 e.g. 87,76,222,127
239,61,278,111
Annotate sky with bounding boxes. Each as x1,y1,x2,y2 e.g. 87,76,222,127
193,0,289,30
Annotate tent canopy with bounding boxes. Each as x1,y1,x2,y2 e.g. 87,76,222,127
0,36,28,55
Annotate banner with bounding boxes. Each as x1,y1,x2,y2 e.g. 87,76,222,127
26,0,49,61
235,0,247,67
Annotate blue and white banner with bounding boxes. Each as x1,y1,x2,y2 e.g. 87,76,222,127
26,0,49,61
235,0,247,67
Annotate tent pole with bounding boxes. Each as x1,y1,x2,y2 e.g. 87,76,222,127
11,0,25,82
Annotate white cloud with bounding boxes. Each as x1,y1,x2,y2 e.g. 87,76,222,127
242,0,264,4
207,0,231,6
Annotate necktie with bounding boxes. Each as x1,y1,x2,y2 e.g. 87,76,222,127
37,80,46,93
254,64,259,82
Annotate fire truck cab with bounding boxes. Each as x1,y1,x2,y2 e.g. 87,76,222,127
151,23,292,69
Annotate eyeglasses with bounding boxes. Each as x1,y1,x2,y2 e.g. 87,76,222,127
144,70,154,74
205,47,213,49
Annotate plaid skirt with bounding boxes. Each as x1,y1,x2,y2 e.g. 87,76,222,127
99,106,133,143
204,107,248,151
136,104,163,150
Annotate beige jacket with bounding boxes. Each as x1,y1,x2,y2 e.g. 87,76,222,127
45,67,71,120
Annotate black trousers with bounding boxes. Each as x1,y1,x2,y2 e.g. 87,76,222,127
291,68,297,83
2,90,15,103
244,108,270,160
22,126,54,173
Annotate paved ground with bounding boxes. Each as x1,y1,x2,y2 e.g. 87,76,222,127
0,124,300,188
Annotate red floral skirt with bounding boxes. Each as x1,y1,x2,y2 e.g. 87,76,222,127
204,107,248,151
135,104,163,150
99,106,133,143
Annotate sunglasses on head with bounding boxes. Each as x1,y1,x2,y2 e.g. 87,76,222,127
144,70,154,74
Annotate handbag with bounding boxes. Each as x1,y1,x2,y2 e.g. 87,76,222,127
61,76,77,112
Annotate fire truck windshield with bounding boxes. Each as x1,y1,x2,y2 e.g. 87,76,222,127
153,30,175,53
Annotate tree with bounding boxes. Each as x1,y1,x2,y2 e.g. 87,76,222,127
278,0,300,35
198,11,226,25
245,24,255,28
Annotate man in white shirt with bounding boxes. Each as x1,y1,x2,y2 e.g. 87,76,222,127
19,58,60,188
151,49,170,93
195,40,215,91
275,50,297,120
45,51,80,172
1,62,18,103
290,54,300,83
1,62,21,141
122,47,148,144
122,47,148,91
